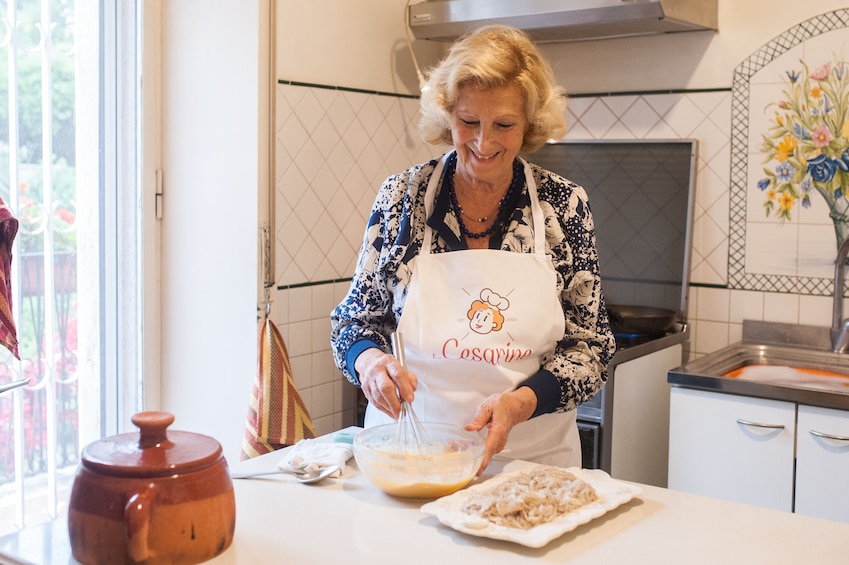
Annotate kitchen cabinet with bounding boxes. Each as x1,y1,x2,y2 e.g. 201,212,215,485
795,405,849,522
608,343,682,487
668,387,795,511
669,388,849,521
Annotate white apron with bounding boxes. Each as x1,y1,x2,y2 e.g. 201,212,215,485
365,154,581,467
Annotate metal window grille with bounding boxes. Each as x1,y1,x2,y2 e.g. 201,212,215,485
0,0,141,536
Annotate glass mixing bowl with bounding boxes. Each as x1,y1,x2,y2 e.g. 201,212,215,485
353,422,485,499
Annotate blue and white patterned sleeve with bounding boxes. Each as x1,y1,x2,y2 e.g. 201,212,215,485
535,166,616,413
330,160,435,385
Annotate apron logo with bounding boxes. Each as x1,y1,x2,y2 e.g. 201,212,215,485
436,288,531,365
467,288,509,335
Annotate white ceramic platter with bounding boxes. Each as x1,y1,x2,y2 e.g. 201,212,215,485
420,466,641,548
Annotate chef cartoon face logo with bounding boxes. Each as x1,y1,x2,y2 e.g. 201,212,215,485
466,288,509,335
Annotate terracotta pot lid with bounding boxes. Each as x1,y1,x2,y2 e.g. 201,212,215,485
81,411,223,477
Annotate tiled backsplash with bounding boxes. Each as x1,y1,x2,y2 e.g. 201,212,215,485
273,83,439,432
563,91,732,288
274,50,840,427
268,279,355,435
275,84,439,285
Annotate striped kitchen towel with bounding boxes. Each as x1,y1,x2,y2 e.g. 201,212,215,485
0,197,19,359
241,317,315,460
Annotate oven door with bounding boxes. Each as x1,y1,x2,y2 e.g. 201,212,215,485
577,420,601,470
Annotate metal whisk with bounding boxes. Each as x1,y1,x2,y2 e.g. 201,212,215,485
390,332,433,455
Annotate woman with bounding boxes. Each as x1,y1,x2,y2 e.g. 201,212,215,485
330,25,615,473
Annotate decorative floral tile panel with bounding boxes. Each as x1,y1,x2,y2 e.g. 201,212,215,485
730,9,849,295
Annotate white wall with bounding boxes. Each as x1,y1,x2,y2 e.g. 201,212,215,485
157,0,261,460
543,2,849,93
278,1,849,95
276,0,444,94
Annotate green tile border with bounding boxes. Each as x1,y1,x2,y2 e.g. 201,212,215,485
278,79,419,100
278,79,731,101
568,87,730,98
281,278,729,292
276,278,351,291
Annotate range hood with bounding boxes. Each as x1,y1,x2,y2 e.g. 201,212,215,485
408,0,717,43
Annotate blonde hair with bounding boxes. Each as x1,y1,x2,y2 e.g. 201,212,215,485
418,25,567,153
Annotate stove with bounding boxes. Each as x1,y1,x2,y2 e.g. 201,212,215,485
614,332,669,349
577,324,688,481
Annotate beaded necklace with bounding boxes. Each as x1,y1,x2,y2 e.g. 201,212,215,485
448,165,518,240
449,184,506,239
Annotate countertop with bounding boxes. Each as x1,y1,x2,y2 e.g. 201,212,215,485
3,426,849,564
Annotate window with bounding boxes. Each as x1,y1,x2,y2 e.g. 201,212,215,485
0,0,143,535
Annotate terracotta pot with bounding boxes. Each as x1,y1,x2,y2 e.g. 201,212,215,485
68,412,236,565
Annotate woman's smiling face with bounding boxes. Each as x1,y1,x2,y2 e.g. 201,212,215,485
449,82,528,188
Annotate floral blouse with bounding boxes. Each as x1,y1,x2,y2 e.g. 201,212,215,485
330,152,615,416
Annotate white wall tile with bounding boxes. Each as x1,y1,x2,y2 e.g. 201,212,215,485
763,292,801,325
565,97,594,119
293,238,325,281
326,94,356,135
269,282,359,429
694,320,730,355
744,222,799,276
311,351,337,386
620,98,662,138
691,120,727,165
696,287,730,323
276,84,438,287
310,211,339,254
289,353,312,392
664,96,705,138
311,317,331,355
643,94,679,118
311,382,335,421
287,286,312,323
285,319,313,358
729,289,765,324
600,120,632,140
278,257,306,287
581,100,618,138
279,116,309,161
297,386,313,422
311,415,335,437
797,224,843,279
312,283,337,320
644,120,679,139
602,95,638,117
798,294,833,328
728,322,743,345
564,119,592,139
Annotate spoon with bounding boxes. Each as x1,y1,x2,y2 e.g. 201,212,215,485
0,378,30,394
230,463,343,484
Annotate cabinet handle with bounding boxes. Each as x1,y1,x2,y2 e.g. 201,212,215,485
736,418,785,430
809,429,849,442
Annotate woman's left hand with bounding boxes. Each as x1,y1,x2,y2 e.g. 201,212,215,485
464,387,537,475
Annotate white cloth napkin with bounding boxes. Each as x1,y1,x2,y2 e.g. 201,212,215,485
277,438,354,478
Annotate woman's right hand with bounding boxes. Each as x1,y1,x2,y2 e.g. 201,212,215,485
354,347,417,420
